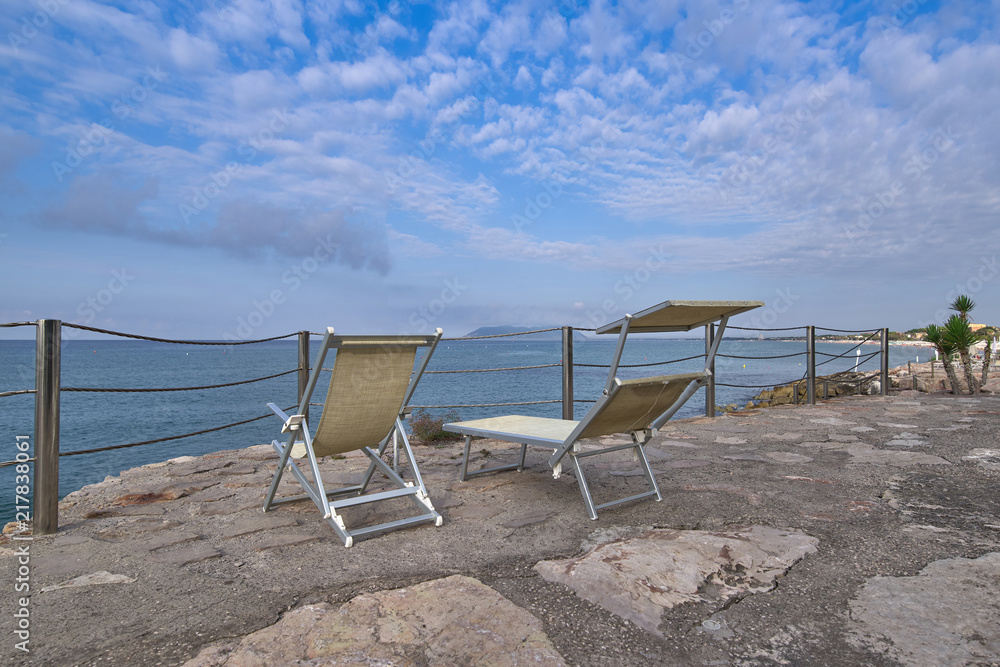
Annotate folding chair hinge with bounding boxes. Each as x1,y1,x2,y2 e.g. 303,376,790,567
631,428,653,445
281,414,306,433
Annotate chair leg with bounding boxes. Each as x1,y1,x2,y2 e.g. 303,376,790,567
264,432,298,512
569,454,599,520
633,443,663,503
460,435,473,481
459,436,530,481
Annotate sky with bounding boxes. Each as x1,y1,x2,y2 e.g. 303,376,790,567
1,0,998,341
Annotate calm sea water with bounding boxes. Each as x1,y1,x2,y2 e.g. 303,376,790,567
0,336,923,523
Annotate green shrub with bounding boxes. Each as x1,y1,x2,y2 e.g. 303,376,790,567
409,409,461,442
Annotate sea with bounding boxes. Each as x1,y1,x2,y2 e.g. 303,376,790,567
0,335,926,524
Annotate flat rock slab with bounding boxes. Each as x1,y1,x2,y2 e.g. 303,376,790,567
502,509,557,529
535,526,818,637
148,543,222,566
766,451,813,463
849,552,1000,666
253,533,321,551
219,514,299,539
41,571,135,593
142,531,202,552
182,575,566,666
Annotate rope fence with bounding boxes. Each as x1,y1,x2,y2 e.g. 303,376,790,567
62,323,297,345
442,327,562,340
3,318,900,531
57,406,298,458
62,368,300,393
0,389,35,398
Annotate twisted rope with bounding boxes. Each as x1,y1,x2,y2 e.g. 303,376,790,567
409,399,561,408
717,351,805,360
716,380,802,389
58,406,297,457
426,363,559,374
574,353,705,369
0,389,36,398
815,327,881,334
814,332,881,368
63,323,296,345
444,327,562,340
727,325,806,331
62,368,299,393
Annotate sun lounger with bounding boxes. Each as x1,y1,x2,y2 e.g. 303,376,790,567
445,300,762,519
264,327,443,547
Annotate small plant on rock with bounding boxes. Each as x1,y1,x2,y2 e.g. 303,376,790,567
924,324,962,394
409,409,461,442
943,315,979,394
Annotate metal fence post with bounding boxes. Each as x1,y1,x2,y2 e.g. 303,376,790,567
705,324,716,417
562,326,574,420
880,328,889,396
806,325,816,405
297,331,310,423
34,319,61,535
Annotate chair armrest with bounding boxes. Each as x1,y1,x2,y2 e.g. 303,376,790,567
267,403,305,432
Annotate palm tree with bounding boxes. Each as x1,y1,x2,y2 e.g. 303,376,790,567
978,325,996,387
943,315,979,394
950,295,976,321
948,294,981,391
924,324,963,394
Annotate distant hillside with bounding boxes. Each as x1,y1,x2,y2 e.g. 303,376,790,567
463,326,589,341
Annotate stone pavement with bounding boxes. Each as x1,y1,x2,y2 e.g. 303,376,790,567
2,386,1000,666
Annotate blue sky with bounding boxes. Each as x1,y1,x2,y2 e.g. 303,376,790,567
1,0,998,340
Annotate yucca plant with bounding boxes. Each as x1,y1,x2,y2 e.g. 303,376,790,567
942,315,979,394
950,295,976,321
924,324,963,394
978,325,996,387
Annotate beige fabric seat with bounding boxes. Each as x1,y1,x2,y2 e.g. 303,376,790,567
265,328,443,547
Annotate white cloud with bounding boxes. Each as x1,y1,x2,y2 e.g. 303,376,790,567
514,65,534,90
168,29,220,71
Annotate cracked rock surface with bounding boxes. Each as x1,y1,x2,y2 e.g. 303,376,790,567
3,386,1000,666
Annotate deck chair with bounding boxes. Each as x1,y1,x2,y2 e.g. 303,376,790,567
444,300,762,519
264,327,443,547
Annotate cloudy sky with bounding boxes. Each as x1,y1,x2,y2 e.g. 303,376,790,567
1,0,998,340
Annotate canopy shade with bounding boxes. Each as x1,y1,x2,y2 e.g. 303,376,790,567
596,300,764,334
